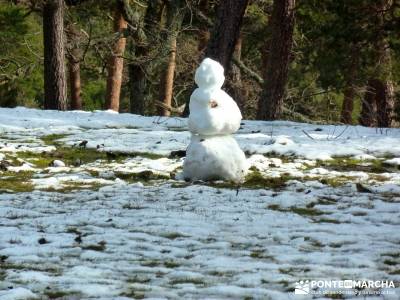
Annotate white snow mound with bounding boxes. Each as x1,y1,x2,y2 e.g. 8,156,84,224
183,135,248,182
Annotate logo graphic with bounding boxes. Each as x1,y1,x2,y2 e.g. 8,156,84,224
295,280,310,294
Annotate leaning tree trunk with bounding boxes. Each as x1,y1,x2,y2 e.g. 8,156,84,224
43,0,67,110
340,45,359,124
68,50,82,110
66,23,82,110
205,0,248,71
376,77,394,127
359,0,394,127
105,1,128,112
257,0,295,120
197,0,210,53
129,0,164,115
226,34,246,110
359,79,379,127
182,0,248,117
158,0,184,116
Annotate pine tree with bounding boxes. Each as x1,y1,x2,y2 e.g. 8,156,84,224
43,0,67,110
105,0,128,112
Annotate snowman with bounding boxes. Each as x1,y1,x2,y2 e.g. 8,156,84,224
182,58,248,182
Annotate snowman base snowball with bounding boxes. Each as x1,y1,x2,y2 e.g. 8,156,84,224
183,135,248,183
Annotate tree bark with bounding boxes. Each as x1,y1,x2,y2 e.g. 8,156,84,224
43,0,67,110
205,0,248,71
257,0,295,120
129,0,164,115
197,0,210,53
340,46,359,124
158,0,184,116
182,0,248,117
66,22,82,110
68,49,82,110
376,77,394,127
226,34,246,110
360,79,379,127
105,2,128,112
359,0,394,127
159,37,177,116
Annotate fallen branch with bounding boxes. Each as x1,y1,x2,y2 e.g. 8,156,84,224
154,100,186,114
282,106,315,123
302,130,315,140
232,57,264,85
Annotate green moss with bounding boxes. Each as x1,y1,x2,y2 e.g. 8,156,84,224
208,270,235,277
167,126,186,132
207,171,294,190
17,146,107,167
126,275,151,284
262,152,292,163
16,154,53,168
120,290,145,299
81,241,106,252
0,262,60,274
303,175,353,187
243,171,292,189
249,250,274,260
41,181,105,193
314,218,341,224
291,207,325,216
160,232,187,240
40,134,70,146
170,277,206,285
383,259,398,266
382,252,400,258
164,260,180,268
141,260,160,267
319,177,350,187
44,291,81,299
0,171,34,193
316,157,389,173
115,170,169,182
279,267,310,275
267,204,325,217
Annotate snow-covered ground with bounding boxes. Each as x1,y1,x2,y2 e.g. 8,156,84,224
0,107,400,299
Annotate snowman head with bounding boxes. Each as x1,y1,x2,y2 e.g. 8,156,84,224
194,58,225,89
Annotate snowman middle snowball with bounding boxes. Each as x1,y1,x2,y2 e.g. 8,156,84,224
188,58,242,136
183,58,248,182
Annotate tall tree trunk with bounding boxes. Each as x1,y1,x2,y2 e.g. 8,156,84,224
43,0,67,110
376,77,394,127
68,49,82,110
159,38,177,116
360,0,394,127
105,2,128,112
66,23,82,110
205,0,248,71
129,0,164,115
158,0,184,116
227,34,245,109
340,46,359,124
257,0,295,120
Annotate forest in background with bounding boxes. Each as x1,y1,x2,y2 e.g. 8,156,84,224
0,0,399,126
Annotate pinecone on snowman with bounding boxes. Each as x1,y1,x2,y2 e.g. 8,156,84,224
183,58,248,183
